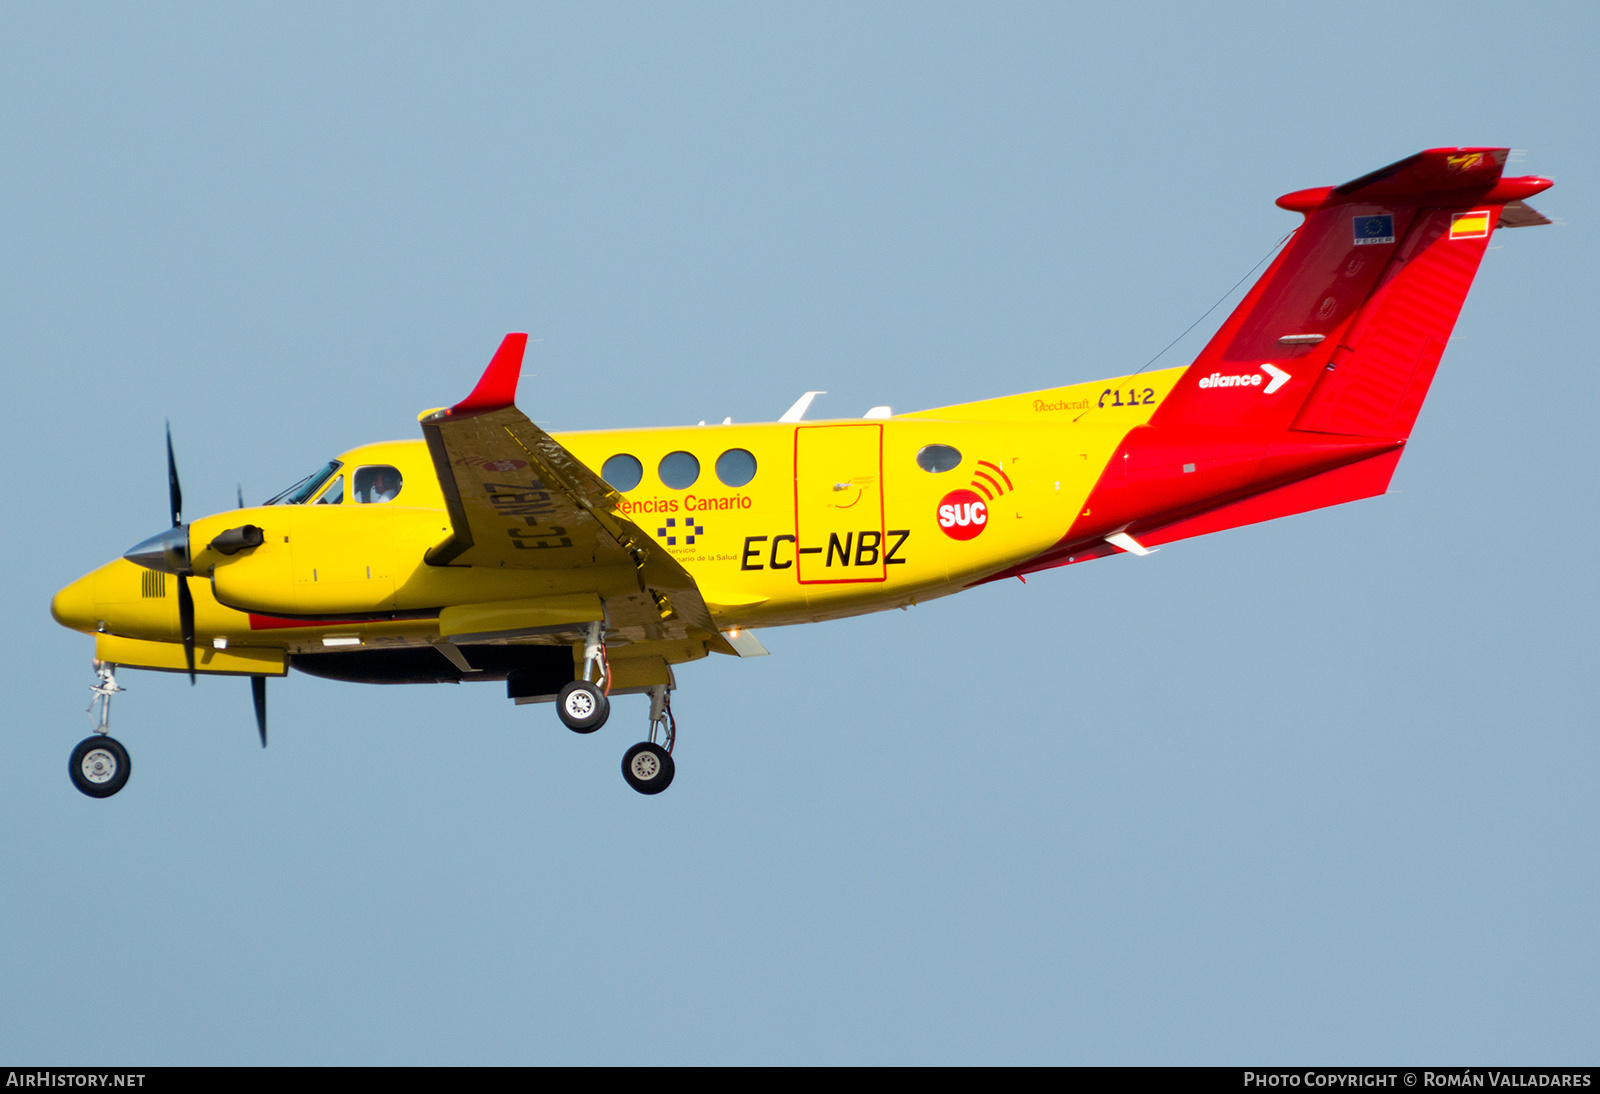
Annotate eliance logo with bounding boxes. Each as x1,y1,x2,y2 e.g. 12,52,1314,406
1198,363,1291,395
1198,372,1262,389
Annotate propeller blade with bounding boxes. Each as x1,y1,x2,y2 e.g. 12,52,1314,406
165,422,183,528
237,484,245,509
177,573,196,685
251,676,267,748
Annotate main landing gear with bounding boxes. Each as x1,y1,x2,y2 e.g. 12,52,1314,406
556,680,608,731
557,622,611,733
547,626,678,795
622,685,676,796
71,662,131,798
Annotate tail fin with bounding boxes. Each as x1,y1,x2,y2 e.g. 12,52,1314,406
993,151,1553,581
1151,148,1552,437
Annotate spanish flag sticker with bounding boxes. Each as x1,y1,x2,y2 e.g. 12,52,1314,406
1449,210,1492,240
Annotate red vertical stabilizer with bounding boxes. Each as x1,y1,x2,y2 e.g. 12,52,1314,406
987,150,1552,582
1150,148,1550,438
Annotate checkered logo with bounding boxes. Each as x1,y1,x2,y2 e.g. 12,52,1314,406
657,517,705,546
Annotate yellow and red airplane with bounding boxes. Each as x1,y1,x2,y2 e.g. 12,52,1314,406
51,148,1553,798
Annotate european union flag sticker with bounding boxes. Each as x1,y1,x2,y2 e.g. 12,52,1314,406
1353,214,1394,246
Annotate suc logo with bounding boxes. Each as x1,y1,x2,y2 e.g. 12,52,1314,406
937,489,987,540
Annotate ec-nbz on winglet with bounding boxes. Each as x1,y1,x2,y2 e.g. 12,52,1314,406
53,148,1553,797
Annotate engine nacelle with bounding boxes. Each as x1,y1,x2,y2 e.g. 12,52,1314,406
193,505,453,616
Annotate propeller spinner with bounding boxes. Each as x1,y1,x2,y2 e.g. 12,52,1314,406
122,424,197,683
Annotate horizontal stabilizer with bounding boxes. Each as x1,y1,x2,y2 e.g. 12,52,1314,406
1135,447,1402,549
1275,147,1548,210
1498,199,1552,228
973,445,1404,587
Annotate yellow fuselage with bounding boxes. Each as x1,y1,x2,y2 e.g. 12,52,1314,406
52,368,1184,677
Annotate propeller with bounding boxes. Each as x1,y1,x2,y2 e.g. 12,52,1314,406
252,676,267,747
167,423,196,685
131,427,267,740
166,422,182,526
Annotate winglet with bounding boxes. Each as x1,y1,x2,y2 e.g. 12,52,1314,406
450,333,528,415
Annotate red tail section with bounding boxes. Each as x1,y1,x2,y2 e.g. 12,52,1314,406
1151,148,1551,437
987,150,1553,583
1290,206,1492,438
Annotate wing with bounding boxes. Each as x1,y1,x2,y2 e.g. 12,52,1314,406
419,334,726,649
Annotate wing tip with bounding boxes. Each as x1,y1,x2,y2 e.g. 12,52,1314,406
449,333,529,415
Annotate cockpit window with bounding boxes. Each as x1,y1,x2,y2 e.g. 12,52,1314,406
264,460,342,505
353,465,403,504
314,476,344,505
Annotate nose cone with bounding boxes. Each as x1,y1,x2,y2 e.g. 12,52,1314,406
124,526,191,575
51,572,97,633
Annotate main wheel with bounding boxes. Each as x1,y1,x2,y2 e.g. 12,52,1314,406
69,735,131,799
622,742,675,795
556,680,609,733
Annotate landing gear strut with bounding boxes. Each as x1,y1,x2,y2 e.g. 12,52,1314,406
622,685,675,795
557,621,611,733
72,662,131,798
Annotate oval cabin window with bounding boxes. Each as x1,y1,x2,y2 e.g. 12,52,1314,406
658,451,700,490
916,445,962,473
602,454,644,492
715,449,757,488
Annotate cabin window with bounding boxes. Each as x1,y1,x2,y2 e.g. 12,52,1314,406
265,460,342,505
916,444,962,473
715,448,757,488
353,465,403,504
314,476,344,505
658,451,700,490
602,454,644,492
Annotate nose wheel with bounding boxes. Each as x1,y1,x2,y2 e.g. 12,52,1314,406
72,662,132,798
70,735,131,798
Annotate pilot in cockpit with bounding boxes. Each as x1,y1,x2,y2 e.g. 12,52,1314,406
354,466,402,504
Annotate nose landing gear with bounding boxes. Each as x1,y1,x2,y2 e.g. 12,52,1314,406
70,735,131,798
72,662,131,798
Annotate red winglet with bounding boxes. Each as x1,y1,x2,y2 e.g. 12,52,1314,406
450,333,528,415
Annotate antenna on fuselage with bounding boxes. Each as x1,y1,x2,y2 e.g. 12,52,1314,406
779,391,827,422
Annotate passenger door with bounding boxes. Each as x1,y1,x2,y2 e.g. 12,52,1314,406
793,424,886,584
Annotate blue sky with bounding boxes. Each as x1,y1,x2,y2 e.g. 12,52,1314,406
2,1,1595,1063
